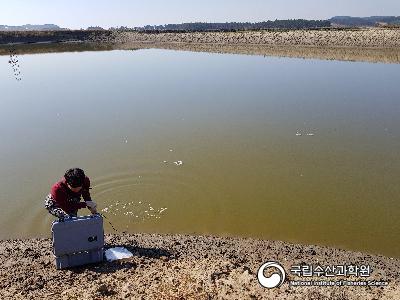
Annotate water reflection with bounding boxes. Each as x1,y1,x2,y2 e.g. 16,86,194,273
8,48,22,81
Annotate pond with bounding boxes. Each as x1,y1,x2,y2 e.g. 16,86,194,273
0,46,399,258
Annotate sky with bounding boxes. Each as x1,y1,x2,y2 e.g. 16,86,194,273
0,0,399,29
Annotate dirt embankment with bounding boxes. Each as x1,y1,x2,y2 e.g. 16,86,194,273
106,29,400,63
0,233,398,299
2,28,400,63
108,28,400,48
2,28,400,49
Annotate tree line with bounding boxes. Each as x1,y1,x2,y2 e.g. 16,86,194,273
109,20,331,32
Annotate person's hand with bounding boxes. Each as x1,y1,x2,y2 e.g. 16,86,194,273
86,201,98,214
59,215,71,222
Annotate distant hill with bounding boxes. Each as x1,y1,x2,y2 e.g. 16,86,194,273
330,16,400,27
0,24,67,31
2,17,400,33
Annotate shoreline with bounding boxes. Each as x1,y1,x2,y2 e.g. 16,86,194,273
1,233,398,299
1,40,400,64
1,29,400,63
110,28,400,48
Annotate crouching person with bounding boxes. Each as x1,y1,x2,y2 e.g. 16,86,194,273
45,168,98,220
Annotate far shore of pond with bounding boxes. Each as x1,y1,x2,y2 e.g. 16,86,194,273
1,28,400,63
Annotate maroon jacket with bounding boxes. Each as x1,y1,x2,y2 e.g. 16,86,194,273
50,176,92,214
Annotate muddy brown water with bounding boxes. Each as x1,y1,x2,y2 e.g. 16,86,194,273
0,46,399,258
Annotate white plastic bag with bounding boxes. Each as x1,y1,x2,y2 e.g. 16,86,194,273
104,247,133,262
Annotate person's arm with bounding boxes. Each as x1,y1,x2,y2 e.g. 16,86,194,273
70,201,88,210
81,177,92,202
82,177,97,213
44,194,70,219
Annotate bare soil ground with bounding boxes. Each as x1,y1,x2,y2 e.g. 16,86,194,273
111,28,400,48
0,233,398,299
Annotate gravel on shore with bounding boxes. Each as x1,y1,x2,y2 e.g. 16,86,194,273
0,233,398,299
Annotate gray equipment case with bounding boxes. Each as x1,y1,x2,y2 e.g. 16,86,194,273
51,214,104,269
